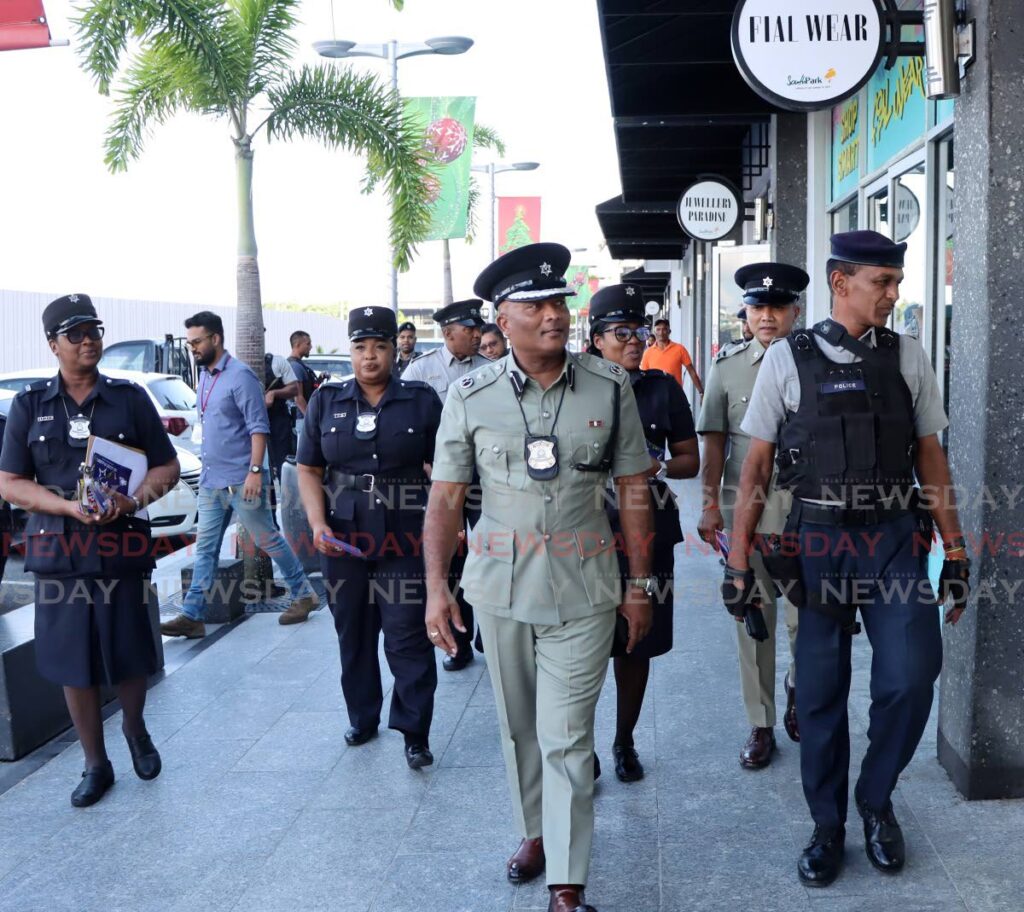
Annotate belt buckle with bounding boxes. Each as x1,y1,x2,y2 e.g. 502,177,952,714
360,474,375,493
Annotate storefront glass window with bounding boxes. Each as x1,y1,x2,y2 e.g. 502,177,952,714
868,186,890,237
831,198,859,234
937,139,955,413
894,162,927,341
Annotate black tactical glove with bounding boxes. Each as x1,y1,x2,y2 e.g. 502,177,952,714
722,566,755,618
939,557,971,612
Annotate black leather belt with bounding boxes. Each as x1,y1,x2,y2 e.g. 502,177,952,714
327,471,425,494
797,500,912,527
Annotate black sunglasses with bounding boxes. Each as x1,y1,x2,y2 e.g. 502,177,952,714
604,325,651,343
60,325,105,344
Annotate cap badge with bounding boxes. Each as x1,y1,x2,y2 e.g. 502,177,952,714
762,276,774,287
539,262,553,277
625,287,636,296
363,307,374,316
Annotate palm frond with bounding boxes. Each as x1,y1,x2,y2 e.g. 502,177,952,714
225,0,298,99
263,65,433,269
472,124,506,157
464,177,482,245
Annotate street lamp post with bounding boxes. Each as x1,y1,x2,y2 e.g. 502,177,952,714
314,36,474,312
470,161,540,260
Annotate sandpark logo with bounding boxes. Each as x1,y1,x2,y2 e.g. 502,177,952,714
786,67,837,89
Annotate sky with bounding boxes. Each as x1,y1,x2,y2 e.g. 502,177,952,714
0,0,625,312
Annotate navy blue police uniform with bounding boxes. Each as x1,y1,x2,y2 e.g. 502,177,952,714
589,284,692,660
0,295,177,687
297,306,443,745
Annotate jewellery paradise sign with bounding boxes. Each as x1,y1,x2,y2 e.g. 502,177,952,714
676,177,741,242
731,0,885,111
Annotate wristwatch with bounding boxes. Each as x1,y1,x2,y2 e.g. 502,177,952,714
628,576,656,596
249,465,262,474
129,495,143,514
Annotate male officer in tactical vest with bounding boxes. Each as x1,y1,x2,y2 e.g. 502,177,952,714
725,231,971,887
698,262,807,769
423,243,655,912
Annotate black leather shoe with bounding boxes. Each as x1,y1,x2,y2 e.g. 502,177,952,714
405,742,434,770
442,650,474,672
593,752,601,781
125,732,162,780
783,673,800,742
797,824,845,887
344,726,378,746
857,797,905,873
613,744,645,782
71,761,115,808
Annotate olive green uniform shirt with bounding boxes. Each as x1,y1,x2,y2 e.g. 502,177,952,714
430,350,652,624
696,339,792,532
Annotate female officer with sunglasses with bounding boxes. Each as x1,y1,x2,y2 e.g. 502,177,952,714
296,306,443,769
588,285,700,782
0,294,180,807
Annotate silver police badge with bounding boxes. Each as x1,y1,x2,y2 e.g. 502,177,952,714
526,438,557,470
68,414,92,440
356,414,377,433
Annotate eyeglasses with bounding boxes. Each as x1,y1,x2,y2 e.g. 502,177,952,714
186,334,214,349
60,325,105,344
604,326,651,343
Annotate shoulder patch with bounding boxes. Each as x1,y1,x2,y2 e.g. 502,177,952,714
457,365,501,397
24,379,51,393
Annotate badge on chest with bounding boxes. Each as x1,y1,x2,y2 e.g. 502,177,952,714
355,413,378,440
525,435,559,480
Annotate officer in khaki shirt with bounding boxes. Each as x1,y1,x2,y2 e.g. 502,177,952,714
424,243,654,912
697,262,807,770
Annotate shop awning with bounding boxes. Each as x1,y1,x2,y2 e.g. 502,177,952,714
596,196,688,261
621,266,670,298
0,2,60,52
595,0,779,257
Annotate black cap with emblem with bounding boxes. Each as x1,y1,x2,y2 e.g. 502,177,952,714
348,305,398,341
830,229,907,268
588,284,646,328
473,242,576,306
734,262,810,307
42,293,102,338
736,307,748,321
432,299,485,328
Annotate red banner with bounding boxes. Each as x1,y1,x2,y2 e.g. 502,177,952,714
497,197,542,254
0,1,51,51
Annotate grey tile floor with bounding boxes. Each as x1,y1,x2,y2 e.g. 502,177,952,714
0,479,1021,912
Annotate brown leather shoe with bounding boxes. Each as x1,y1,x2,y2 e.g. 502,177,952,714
279,593,318,625
548,885,597,912
159,613,206,638
739,726,776,769
783,673,800,742
507,837,545,884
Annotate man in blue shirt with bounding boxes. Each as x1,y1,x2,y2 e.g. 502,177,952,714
160,311,317,638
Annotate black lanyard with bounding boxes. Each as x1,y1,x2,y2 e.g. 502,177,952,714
511,375,568,481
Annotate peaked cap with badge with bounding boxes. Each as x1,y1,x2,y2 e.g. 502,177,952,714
42,293,103,338
588,283,647,327
830,229,907,268
473,242,576,306
734,263,810,307
348,305,398,341
432,299,485,328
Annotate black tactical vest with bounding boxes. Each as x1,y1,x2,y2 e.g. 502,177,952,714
776,320,916,505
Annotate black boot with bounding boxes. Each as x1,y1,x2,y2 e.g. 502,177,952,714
797,824,845,887
71,761,115,808
857,795,906,873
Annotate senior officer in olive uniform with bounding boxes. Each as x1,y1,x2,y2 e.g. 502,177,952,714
296,306,443,769
697,263,806,770
423,244,654,912
402,299,491,670
725,231,971,887
0,294,180,807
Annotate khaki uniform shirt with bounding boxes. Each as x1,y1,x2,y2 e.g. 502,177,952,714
696,339,792,533
431,351,652,624
398,346,491,404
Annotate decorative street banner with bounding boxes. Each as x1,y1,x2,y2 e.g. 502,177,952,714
0,1,53,50
731,0,885,111
404,96,476,241
564,265,599,315
498,197,542,254
677,177,741,242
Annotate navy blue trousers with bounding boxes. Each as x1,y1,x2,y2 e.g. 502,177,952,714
795,512,942,826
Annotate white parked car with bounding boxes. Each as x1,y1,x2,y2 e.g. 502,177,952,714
0,368,198,452
0,385,199,540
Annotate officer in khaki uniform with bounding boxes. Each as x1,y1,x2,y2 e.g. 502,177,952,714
424,243,655,912
697,263,808,769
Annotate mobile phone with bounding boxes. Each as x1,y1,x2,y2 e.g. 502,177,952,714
715,530,730,558
321,532,366,558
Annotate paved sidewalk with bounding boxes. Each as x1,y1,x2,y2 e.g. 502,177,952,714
0,479,1021,912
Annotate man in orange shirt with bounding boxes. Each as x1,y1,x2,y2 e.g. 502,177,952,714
641,319,704,397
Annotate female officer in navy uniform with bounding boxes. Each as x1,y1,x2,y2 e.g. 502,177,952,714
0,294,180,807
589,285,700,781
296,306,443,769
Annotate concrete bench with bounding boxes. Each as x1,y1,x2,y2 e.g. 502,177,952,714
0,585,163,761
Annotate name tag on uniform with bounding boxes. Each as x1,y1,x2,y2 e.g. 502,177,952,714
819,379,866,395
36,415,54,422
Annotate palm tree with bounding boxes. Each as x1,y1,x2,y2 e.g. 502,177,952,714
440,124,505,305
73,0,431,376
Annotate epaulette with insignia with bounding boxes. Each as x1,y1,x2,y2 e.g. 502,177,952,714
715,340,751,363
455,365,500,397
576,351,626,381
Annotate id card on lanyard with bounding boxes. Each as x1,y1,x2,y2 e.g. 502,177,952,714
194,355,230,444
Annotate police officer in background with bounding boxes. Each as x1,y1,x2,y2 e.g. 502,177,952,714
394,321,421,377
296,306,443,769
402,299,491,670
424,244,654,912
725,232,971,886
0,294,180,807
588,285,699,782
736,307,754,343
698,263,806,770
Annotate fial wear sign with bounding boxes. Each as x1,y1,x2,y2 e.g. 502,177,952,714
732,0,885,111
